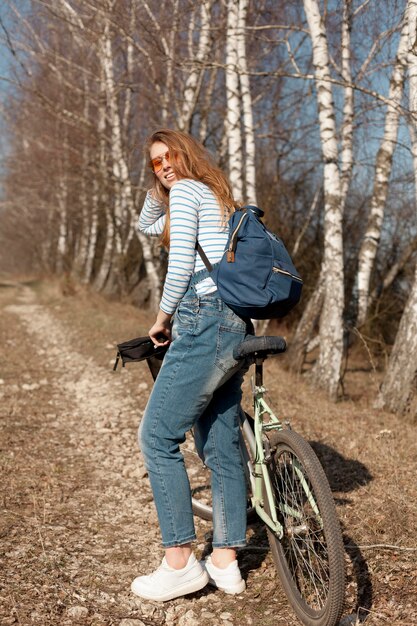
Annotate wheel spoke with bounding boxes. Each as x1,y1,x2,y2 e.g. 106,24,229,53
271,449,331,611
264,431,345,626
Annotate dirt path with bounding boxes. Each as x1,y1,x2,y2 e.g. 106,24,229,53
0,283,294,626
1,281,416,626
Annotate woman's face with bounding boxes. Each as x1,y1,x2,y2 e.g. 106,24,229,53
150,141,179,190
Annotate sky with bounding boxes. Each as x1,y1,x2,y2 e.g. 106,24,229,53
0,3,16,188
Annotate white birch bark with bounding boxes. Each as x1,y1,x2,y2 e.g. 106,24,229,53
340,0,354,205
94,204,115,291
99,14,161,306
237,0,257,204
93,45,118,293
120,9,140,258
83,197,98,284
101,19,124,261
164,0,179,124
75,77,92,279
303,0,345,399
377,0,417,417
88,71,108,288
122,2,134,145
237,0,258,205
290,1,356,374
84,102,105,285
55,119,69,274
76,186,89,277
356,18,409,327
93,60,114,291
56,177,68,274
178,1,211,133
225,0,243,200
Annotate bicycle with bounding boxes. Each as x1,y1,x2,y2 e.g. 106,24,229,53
131,334,346,626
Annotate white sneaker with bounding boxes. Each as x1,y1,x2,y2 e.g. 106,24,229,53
131,553,209,602
201,556,246,595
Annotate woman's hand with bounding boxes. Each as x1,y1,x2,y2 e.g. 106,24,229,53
149,309,173,346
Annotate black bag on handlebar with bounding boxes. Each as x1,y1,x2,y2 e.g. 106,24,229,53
113,336,168,379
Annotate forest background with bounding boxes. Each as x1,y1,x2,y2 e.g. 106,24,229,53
1,0,417,416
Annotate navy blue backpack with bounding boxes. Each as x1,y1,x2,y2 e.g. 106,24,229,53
197,206,303,320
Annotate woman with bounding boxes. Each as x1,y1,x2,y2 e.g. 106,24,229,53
131,129,253,602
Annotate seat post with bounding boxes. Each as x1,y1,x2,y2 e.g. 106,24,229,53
255,358,264,387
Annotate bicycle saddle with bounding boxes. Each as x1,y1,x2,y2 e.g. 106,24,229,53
233,335,287,361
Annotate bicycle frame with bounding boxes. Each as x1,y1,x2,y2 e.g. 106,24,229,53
241,358,316,540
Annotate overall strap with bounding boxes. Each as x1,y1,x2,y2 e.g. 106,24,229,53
189,266,212,287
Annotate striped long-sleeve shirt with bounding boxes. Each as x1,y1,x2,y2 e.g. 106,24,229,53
137,179,229,314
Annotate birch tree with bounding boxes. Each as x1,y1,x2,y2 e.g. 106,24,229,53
97,6,161,306
225,0,244,200
377,0,417,418
302,0,345,399
224,0,257,204
356,16,409,327
340,0,354,204
236,0,257,205
287,0,355,375
177,1,212,133
55,131,69,274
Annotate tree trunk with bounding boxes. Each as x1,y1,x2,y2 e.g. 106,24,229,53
142,0,178,124
75,80,92,280
55,178,68,274
368,234,417,308
83,200,98,284
303,0,345,399
178,1,211,133
100,14,161,301
237,0,257,205
290,1,355,376
94,205,114,292
225,0,243,200
340,0,354,205
356,18,409,327
377,0,417,419
199,65,218,144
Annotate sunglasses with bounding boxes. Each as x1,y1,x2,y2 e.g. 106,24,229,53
150,151,171,173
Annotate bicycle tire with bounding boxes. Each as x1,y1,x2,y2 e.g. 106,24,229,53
264,429,345,626
189,411,256,522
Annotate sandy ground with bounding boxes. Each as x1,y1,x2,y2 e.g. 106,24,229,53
0,279,416,626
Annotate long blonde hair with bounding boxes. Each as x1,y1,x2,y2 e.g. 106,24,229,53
146,129,238,248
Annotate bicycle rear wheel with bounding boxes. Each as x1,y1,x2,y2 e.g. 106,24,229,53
264,429,345,626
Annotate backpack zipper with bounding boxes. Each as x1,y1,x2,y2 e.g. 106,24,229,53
272,267,303,283
227,212,248,262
